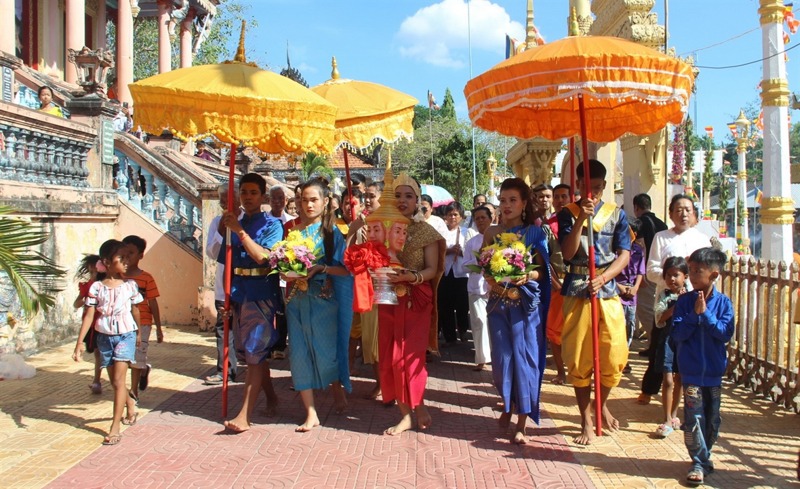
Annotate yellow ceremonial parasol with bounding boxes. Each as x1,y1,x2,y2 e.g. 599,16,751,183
129,23,338,419
465,34,694,437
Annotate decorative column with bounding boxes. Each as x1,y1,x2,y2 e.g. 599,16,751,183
506,138,562,187
759,0,794,262
0,0,15,55
95,1,107,49
732,110,751,254
179,8,195,68
569,0,593,36
65,0,86,84
117,0,135,105
158,0,172,73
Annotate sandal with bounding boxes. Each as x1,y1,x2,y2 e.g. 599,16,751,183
122,412,138,426
128,390,139,406
671,417,681,429
89,382,102,395
636,393,651,405
102,434,122,446
654,423,673,438
686,468,704,486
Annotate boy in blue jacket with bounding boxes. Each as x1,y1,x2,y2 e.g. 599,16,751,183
672,247,734,486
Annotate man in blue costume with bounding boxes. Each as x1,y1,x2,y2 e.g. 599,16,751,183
218,173,283,433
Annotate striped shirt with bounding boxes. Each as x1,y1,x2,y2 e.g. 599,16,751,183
85,280,143,335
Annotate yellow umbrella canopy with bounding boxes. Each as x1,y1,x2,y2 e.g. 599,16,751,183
130,33,337,155
464,35,695,143
311,57,417,151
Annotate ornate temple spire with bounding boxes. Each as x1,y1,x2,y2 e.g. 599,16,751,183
568,0,593,36
331,56,340,80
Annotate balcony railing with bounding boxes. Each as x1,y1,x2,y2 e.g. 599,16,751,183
0,101,93,187
721,257,800,413
113,133,220,255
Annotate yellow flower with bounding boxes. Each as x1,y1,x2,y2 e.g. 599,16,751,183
285,249,296,263
511,241,526,252
490,254,508,274
286,230,303,243
498,233,518,246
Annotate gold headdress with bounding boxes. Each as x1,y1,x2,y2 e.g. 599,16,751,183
393,172,421,198
366,151,410,225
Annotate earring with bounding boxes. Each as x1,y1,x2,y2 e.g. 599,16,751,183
522,209,527,221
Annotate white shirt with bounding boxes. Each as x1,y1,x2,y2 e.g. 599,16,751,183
443,225,476,277
206,210,246,301
646,226,711,299
463,233,489,295
426,215,448,239
270,209,292,224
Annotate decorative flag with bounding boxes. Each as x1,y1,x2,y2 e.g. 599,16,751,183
755,188,763,205
427,90,440,111
704,125,714,139
786,3,800,34
756,110,765,132
728,123,738,139
505,35,525,59
531,25,546,46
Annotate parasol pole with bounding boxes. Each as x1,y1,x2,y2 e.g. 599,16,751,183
222,142,236,418
578,94,603,437
569,137,576,197
342,149,357,222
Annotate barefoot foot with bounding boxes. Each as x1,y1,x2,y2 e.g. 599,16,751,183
295,415,320,433
601,406,620,433
573,424,595,445
364,385,382,400
223,419,250,433
415,405,432,430
384,414,413,436
264,394,279,417
512,430,527,444
551,373,566,385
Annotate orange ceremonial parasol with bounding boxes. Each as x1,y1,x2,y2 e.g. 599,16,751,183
464,34,694,436
130,24,338,418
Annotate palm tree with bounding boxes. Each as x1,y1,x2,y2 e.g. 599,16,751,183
0,205,66,319
300,152,335,181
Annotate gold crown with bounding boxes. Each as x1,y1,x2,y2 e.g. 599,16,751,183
393,172,420,198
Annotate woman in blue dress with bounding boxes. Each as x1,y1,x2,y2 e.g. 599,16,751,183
482,177,551,444
284,178,353,432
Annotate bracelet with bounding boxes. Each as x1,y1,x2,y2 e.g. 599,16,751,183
415,271,423,284
237,230,248,241
322,265,328,274
599,274,606,285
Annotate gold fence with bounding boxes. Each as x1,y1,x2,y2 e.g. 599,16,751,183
721,257,800,413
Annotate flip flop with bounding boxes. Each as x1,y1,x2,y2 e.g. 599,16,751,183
102,434,122,446
671,417,681,429
654,423,673,438
686,468,704,486
122,413,138,426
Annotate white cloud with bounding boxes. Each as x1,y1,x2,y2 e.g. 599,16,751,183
396,0,524,68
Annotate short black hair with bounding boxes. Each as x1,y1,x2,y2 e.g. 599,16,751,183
367,181,384,192
473,193,487,203
239,173,266,194
98,239,127,262
669,194,696,213
689,247,727,271
633,193,652,211
122,235,147,253
341,187,364,203
421,194,433,206
443,201,465,218
351,173,367,185
575,159,607,180
553,184,571,194
532,184,553,193
37,85,53,98
662,255,688,277
472,206,492,219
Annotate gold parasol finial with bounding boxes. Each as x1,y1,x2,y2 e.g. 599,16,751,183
525,0,536,49
383,146,393,188
331,57,340,80
234,20,247,63
569,7,580,37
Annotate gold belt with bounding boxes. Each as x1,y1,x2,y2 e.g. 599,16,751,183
233,267,271,277
394,283,412,297
568,265,609,276
490,283,521,300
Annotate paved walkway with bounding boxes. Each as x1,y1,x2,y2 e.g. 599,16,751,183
0,325,797,488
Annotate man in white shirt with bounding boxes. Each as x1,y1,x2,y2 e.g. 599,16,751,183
463,205,493,369
439,202,476,345
268,185,291,359
204,184,239,384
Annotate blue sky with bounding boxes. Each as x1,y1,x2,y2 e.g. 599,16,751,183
239,0,792,146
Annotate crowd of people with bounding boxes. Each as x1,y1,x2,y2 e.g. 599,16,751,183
71,159,734,487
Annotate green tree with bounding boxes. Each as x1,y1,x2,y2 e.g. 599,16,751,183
0,206,66,317
300,152,334,181
439,88,456,121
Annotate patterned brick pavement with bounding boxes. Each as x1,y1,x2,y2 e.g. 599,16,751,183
0,325,797,488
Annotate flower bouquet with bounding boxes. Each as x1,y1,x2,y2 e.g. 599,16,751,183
466,232,538,283
265,230,318,278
